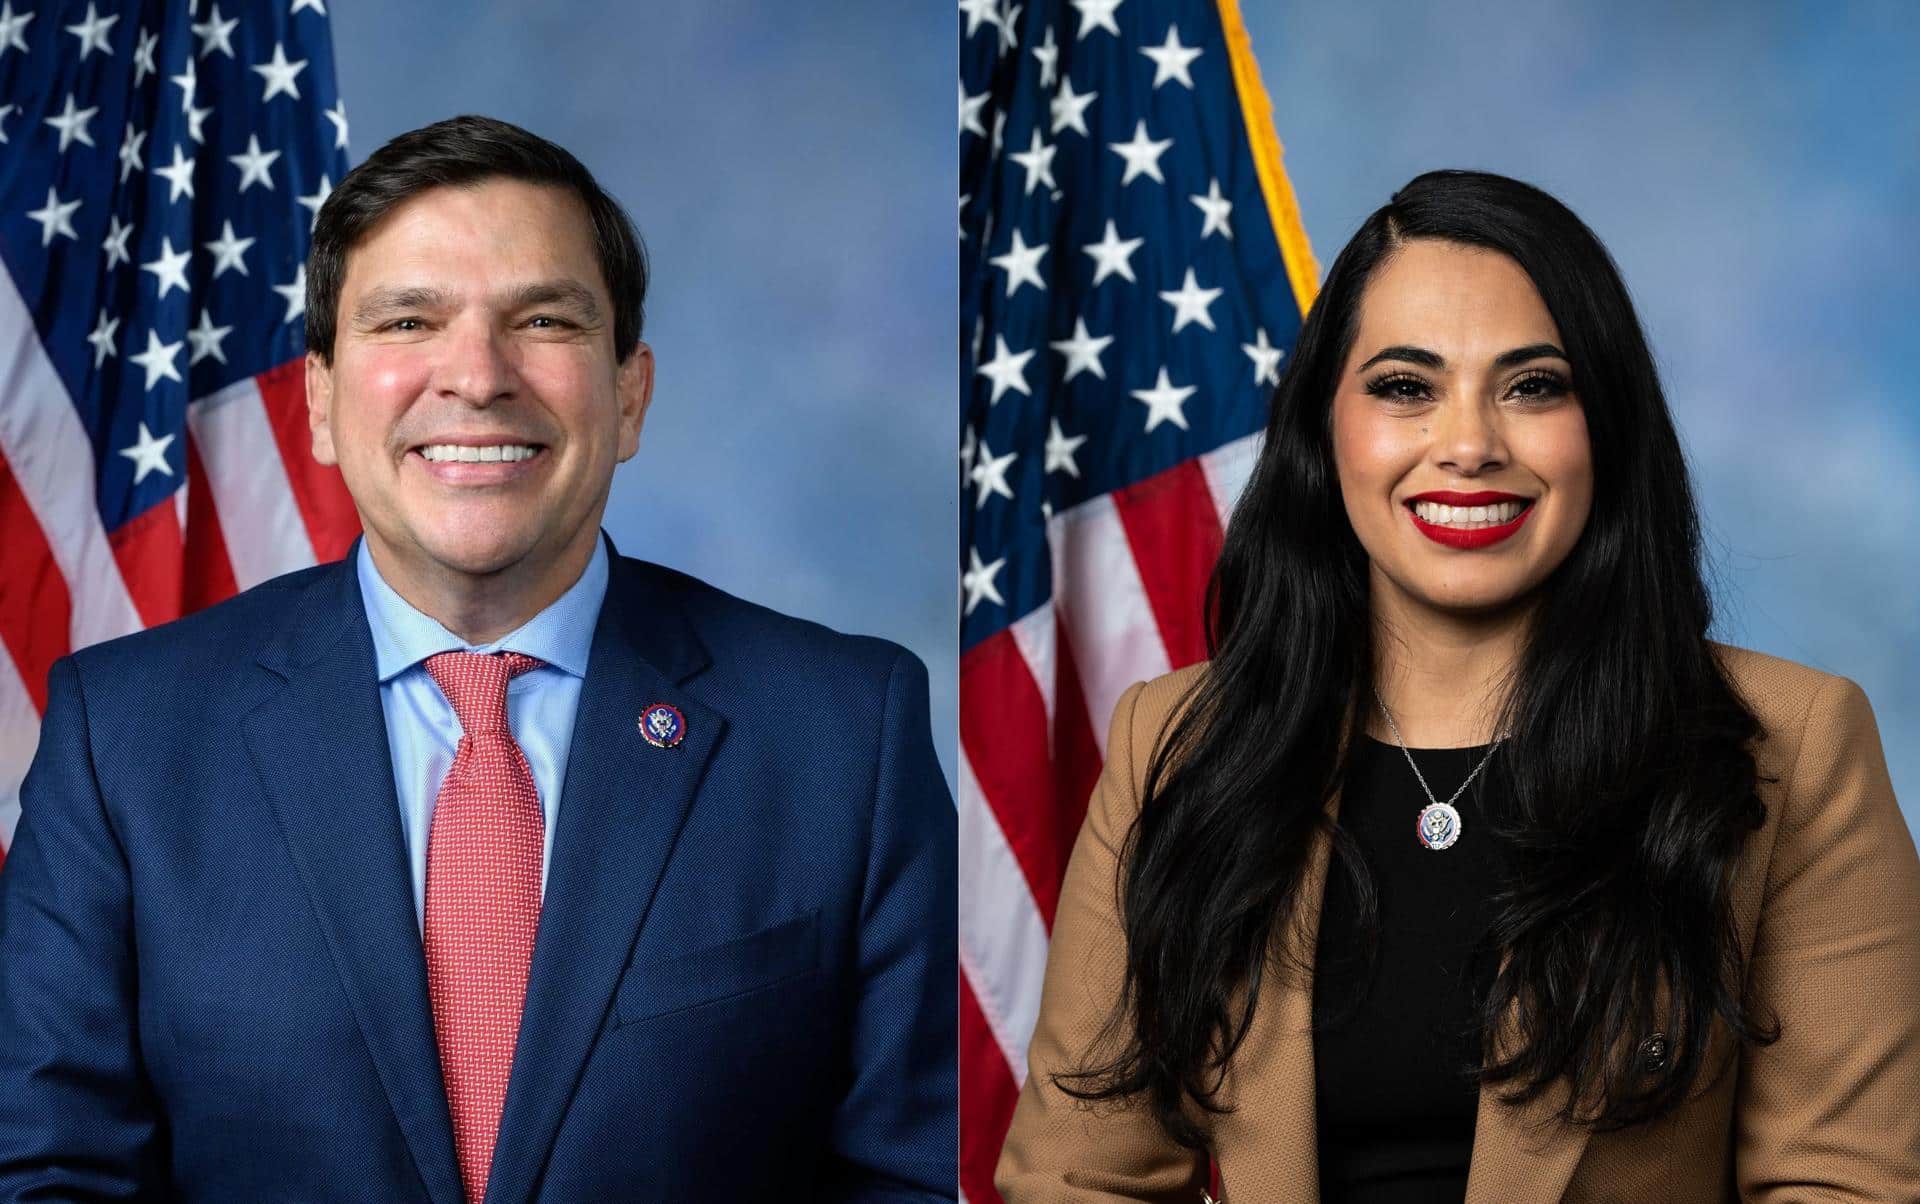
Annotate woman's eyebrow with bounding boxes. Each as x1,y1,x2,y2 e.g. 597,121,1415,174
1356,342,1569,372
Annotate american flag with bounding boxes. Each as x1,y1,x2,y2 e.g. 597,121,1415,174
958,0,1318,1195
0,0,357,869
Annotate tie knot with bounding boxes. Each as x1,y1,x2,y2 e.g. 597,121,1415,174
424,651,545,736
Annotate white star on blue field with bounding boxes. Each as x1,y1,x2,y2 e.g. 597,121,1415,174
1249,0,1920,832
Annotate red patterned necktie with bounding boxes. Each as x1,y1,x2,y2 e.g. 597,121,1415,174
422,650,546,1204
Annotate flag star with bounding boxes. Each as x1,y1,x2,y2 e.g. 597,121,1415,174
192,3,237,57
204,219,253,277
1109,119,1172,185
1049,77,1096,137
128,332,184,393
1032,25,1058,87
117,124,146,182
1083,219,1143,286
324,99,349,149
1131,367,1196,432
1069,0,1122,39
1044,419,1088,477
228,133,280,191
119,420,177,482
1191,178,1233,240
26,186,79,246
989,229,1048,297
170,57,197,112
64,2,116,59
975,334,1035,403
960,423,977,474
1141,25,1202,89
1008,128,1057,196
187,307,232,365
970,439,1017,509
155,144,196,202
0,104,13,142
290,0,326,14
962,547,1007,615
958,80,988,138
142,236,192,298
995,0,1021,54
0,2,31,57
1160,268,1223,334
297,173,331,227
86,310,119,368
273,264,306,323
101,214,133,267
44,94,98,151
958,0,999,38
185,102,211,144
253,41,307,100
1050,316,1113,382
1243,327,1285,387
133,28,156,82
989,109,1006,159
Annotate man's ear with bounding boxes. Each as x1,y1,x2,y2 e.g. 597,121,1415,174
615,340,655,462
305,351,338,466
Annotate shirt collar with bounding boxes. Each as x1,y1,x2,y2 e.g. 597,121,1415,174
356,535,609,683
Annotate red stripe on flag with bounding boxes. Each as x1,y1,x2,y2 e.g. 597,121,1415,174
1111,458,1224,670
108,493,185,630
255,360,360,563
960,971,1019,1204
962,627,1071,925
0,447,70,712
1049,609,1101,848
182,433,241,610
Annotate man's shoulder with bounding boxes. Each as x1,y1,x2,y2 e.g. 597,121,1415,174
65,559,342,681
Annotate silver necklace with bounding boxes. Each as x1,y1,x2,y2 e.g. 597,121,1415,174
1371,686,1505,851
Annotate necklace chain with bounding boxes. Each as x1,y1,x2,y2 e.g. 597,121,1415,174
1370,684,1506,812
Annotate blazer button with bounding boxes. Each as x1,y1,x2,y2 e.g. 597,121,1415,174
1638,1032,1671,1073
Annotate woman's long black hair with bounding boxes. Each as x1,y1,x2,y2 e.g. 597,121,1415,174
1057,170,1777,1147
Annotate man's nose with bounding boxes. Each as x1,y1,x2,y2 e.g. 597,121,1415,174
433,317,518,407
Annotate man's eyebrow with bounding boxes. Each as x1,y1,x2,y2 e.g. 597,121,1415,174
505,280,602,319
1355,342,1568,372
350,286,455,323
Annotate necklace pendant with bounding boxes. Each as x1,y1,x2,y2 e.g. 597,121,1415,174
1416,801,1463,850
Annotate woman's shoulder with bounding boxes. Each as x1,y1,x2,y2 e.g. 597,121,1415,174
1708,640,1881,779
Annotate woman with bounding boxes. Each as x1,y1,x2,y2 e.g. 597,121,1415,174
995,171,1920,1202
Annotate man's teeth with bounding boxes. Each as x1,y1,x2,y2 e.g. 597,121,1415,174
1412,500,1528,528
418,444,539,463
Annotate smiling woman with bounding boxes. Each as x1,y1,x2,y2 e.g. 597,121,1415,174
997,171,1920,1202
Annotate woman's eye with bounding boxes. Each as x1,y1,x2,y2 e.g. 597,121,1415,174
1510,372,1570,400
1365,375,1430,402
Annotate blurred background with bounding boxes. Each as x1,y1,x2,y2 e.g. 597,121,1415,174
333,3,958,786
1245,0,1919,830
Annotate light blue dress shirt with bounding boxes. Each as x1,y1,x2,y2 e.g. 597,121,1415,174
355,536,609,932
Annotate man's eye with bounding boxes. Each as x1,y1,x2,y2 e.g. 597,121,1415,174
527,315,572,329
383,318,423,332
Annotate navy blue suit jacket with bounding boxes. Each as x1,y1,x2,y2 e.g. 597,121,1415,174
0,543,957,1201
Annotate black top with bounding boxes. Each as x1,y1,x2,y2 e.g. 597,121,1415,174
1311,735,1509,1204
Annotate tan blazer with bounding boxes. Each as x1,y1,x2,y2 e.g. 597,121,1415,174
997,643,1920,1202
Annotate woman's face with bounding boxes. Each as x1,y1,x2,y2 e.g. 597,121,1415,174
1331,239,1593,623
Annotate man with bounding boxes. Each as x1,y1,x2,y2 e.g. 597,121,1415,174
0,116,955,1201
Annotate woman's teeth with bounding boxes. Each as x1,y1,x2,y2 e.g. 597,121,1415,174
1412,500,1528,529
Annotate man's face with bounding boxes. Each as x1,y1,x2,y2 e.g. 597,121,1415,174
306,177,651,594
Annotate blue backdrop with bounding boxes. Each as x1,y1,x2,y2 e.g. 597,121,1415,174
1247,0,1919,831
331,3,957,787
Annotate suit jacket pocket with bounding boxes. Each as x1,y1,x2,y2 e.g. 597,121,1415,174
612,909,821,1027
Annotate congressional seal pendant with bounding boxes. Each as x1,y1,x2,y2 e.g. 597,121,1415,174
1416,801,1462,850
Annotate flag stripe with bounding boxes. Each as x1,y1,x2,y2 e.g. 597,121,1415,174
1049,495,1173,759
0,643,38,857
958,971,1021,1204
1111,458,1226,671
182,434,243,611
0,447,70,713
961,627,1071,923
108,495,187,631
255,359,360,566
1046,613,1102,859
1199,430,1262,531
187,376,321,590
958,745,1051,1079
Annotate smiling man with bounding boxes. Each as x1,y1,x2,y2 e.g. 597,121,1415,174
0,116,956,1202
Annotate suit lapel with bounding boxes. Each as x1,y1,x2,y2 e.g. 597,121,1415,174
485,554,724,1204
242,556,464,1204
1463,997,1591,1203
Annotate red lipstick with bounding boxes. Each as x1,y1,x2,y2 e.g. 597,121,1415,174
1405,491,1535,549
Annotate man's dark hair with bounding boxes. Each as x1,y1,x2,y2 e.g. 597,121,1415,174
306,114,649,364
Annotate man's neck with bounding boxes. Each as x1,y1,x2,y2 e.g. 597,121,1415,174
364,533,598,646
1367,586,1534,749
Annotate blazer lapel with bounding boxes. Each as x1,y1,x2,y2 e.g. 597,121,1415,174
485,555,724,1204
242,556,464,1204
1463,999,1592,1203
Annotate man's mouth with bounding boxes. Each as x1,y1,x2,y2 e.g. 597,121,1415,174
415,442,544,463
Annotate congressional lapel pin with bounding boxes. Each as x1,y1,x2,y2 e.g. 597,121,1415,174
639,702,687,749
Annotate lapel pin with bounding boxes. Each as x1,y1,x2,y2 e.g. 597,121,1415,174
639,702,687,749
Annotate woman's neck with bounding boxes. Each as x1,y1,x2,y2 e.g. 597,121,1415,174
1367,589,1533,749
